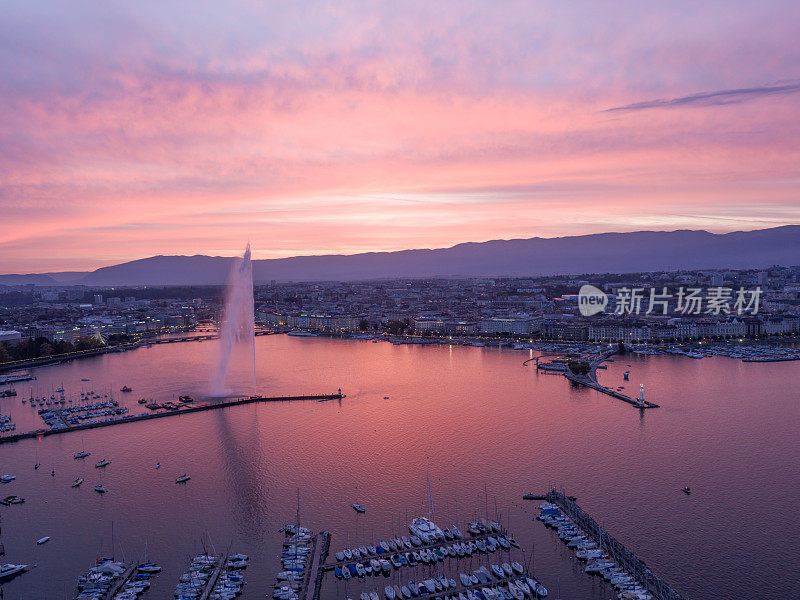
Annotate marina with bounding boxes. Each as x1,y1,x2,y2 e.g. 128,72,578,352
320,517,547,600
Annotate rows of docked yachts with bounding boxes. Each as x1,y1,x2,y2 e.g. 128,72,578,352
174,552,249,599
334,518,547,600
537,504,651,600
74,558,161,600
272,524,314,600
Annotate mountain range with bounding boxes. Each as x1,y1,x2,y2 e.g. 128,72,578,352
1,226,798,286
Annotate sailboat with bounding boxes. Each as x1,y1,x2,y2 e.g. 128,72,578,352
74,438,90,459
72,477,84,488
94,468,108,493
137,539,162,573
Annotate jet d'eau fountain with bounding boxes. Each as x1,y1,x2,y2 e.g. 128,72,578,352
212,244,256,397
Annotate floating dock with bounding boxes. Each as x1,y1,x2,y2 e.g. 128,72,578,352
537,489,686,600
0,392,345,445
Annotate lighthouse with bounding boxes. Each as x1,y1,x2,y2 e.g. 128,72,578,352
638,384,646,407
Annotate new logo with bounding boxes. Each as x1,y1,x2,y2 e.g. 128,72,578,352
578,285,607,316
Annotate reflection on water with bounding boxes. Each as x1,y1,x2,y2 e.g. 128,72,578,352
0,335,798,600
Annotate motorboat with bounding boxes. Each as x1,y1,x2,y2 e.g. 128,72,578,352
0,475,16,483
36,536,50,545
0,563,28,582
72,477,84,487
94,484,108,493
176,474,191,483
137,561,162,573
352,503,366,513
385,585,396,600
409,517,444,544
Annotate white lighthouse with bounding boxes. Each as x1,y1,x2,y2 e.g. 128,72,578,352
638,384,646,407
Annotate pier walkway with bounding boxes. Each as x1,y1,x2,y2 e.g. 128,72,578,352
563,348,660,408
542,489,686,600
564,371,659,408
0,392,345,445
300,532,331,600
198,555,227,600
103,565,136,600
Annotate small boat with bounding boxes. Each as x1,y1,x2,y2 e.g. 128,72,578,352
81,378,90,381
1,495,24,505
681,487,691,495
36,536,50,545
94,484,108,493
176,474,191,483
120,386,132,392
72,477,84,488
50,470,56,477
74,450,90,459
352,503,366,513
155,462,161,469
95,459,111,468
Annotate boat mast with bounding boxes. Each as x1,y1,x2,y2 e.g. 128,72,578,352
426,471,433,521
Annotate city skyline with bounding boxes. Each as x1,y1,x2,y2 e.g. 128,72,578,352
2,1,800,273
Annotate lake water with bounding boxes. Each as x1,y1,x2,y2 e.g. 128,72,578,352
0,335,798,600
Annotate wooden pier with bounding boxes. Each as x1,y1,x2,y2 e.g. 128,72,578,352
0,392,345,445
542,490,687,600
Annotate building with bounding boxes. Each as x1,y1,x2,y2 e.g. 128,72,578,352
413,318,478,335
0,330,22,346
480,318,532,335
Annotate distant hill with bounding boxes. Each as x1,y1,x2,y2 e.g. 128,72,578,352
0,273,58,286
2,226,798,286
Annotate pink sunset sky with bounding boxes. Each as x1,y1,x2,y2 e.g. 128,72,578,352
1,1,799,273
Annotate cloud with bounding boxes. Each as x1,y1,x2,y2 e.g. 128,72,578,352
605,82,800,112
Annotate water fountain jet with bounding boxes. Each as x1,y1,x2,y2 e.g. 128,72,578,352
211,244,256,397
